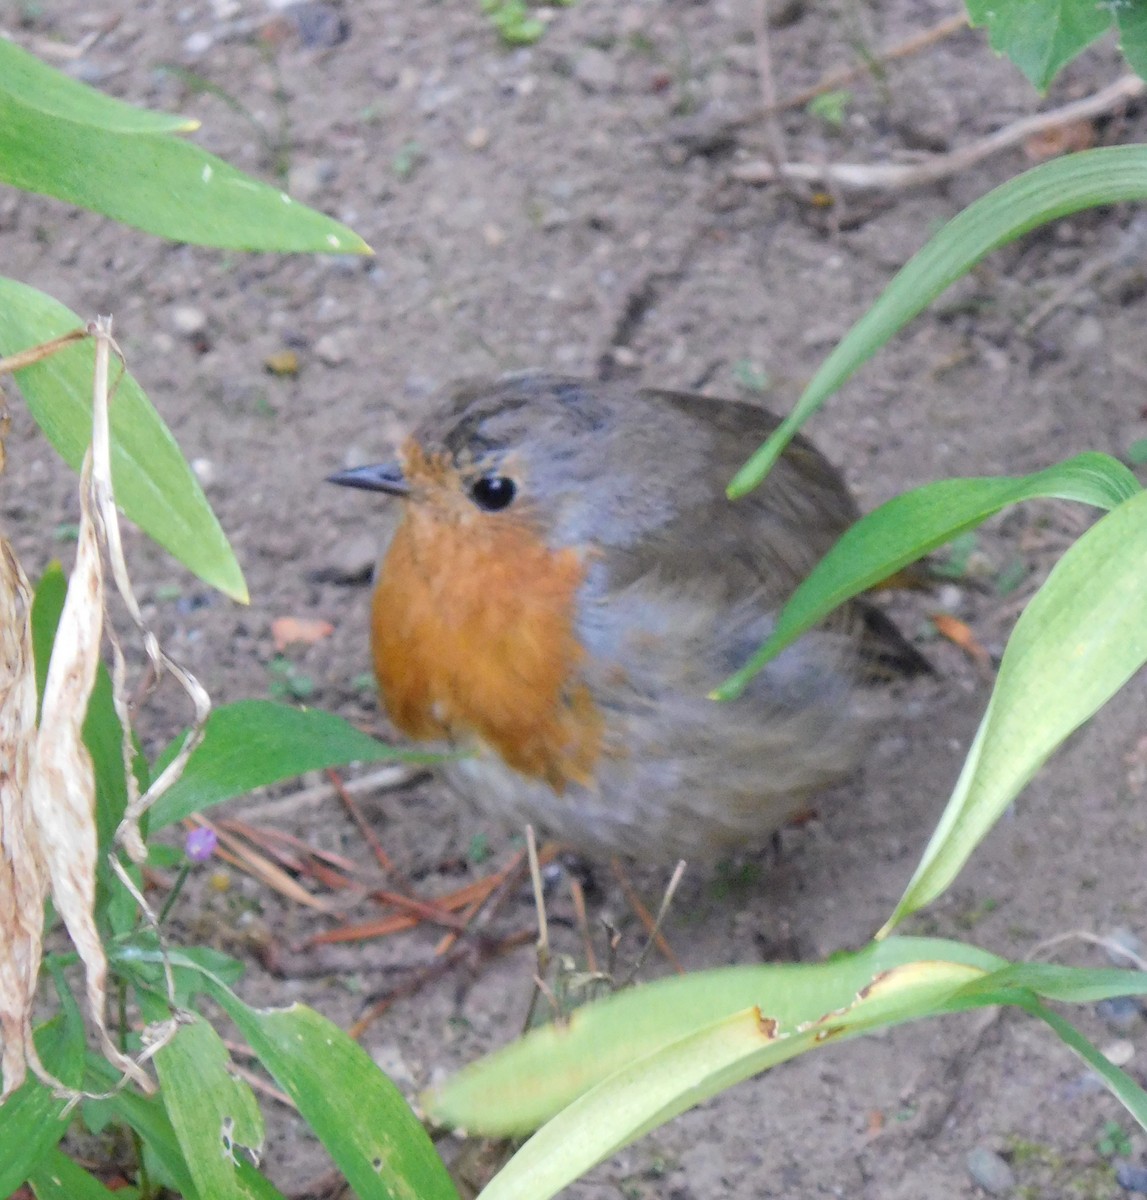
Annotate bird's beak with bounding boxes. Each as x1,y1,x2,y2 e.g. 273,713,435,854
326,462,410,497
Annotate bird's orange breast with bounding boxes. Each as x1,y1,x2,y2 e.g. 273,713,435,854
370,473,604,792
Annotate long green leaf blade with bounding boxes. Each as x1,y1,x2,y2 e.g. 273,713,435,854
728,146,1147,497
211,993,459,1200
0,1018,85,1196
149,700,437,828
426,936,1003,1136
0,39,193,133
26,1147,137,1200
716,452,1140,699
154,1016,266,1200
475,956,993,1200
881,487,1147,932
0,280,247,600
0,90,368,253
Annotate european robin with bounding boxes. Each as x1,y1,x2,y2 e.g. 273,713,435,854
329,373,927,862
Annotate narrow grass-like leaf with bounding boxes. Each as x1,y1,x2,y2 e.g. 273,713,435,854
469,952,1147,1200
0,40,193,133
84,1053,198,1200
211,992,459,1200
1119,4,1147,80
728,146,1147,498
474,956,992,1200
715,452,1139,699
149,700,439,829
154,1015,265,1200
966,0,1112,91
0,1018,84,1196
968,963,1147,1005
1,284,246,599
426,936,1003,1136
25,1147,137,1200
881,488,1147,933
0,89,367,253
1027,1002,1147,1128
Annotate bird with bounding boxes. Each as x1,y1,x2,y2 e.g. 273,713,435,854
328,372,928,862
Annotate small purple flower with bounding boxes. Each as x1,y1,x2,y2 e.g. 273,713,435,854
185,827,218,864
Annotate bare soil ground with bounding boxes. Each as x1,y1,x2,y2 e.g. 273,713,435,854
6,1,1147,1196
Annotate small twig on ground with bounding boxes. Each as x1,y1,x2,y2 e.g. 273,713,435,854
749,0,787,181
764,12,969,117
621,860,688,986
610,858,686,975
568,875,598,975
1028,929,1147,971
732,74,1146,193
326,766,400,879
237,763,421,822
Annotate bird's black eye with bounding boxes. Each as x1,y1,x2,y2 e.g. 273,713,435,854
470,474,517,512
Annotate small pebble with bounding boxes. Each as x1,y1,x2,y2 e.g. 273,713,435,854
191,457,216,487
465,125,490,150
482,223,506,248
1098,996,1143,1036
289,1,350,49
314,333,347,366
313,532,378,585
936,583,963,612
573,47,619,92
1117,1161,1147,1193
288,158,336,202
1106,927,1144,965
171,305,207,337
966,1145,1015,1195
1072,314,1104,350
183,30,214,56
1102,1039,1136,1067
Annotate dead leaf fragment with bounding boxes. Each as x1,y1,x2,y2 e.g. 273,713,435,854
0,540,44,1099
1023,118,1095,162
271,616,335,653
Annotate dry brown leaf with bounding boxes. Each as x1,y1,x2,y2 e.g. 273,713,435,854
930,612,993,670
0,539,46,1099
1022,118,1096,162
271,616,335,652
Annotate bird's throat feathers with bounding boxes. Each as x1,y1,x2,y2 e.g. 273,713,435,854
372,446,603,791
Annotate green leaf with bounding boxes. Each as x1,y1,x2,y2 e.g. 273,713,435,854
0,84,368,253
84,1054,199,1200
952,961,1147,1007
0,1017,86,1196
463,950,1147,1200
26,1147,137,1200
715,452,1140,699
149,700,438,829
468,947,999,1200
0,39,193,133
154,1015,266,1200
881,487,1147,932
966,0,1112,91
1118,2,1147,80
111,938,246,1010
0,282,247,601
211,992,459,1200
427,936,1004,1136
727,146,1147,498
1027,1002,1147,1128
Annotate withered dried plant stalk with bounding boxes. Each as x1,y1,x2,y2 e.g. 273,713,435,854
0,318,211,1101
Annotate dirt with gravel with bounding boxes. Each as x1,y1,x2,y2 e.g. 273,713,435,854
5,1,1147,1196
